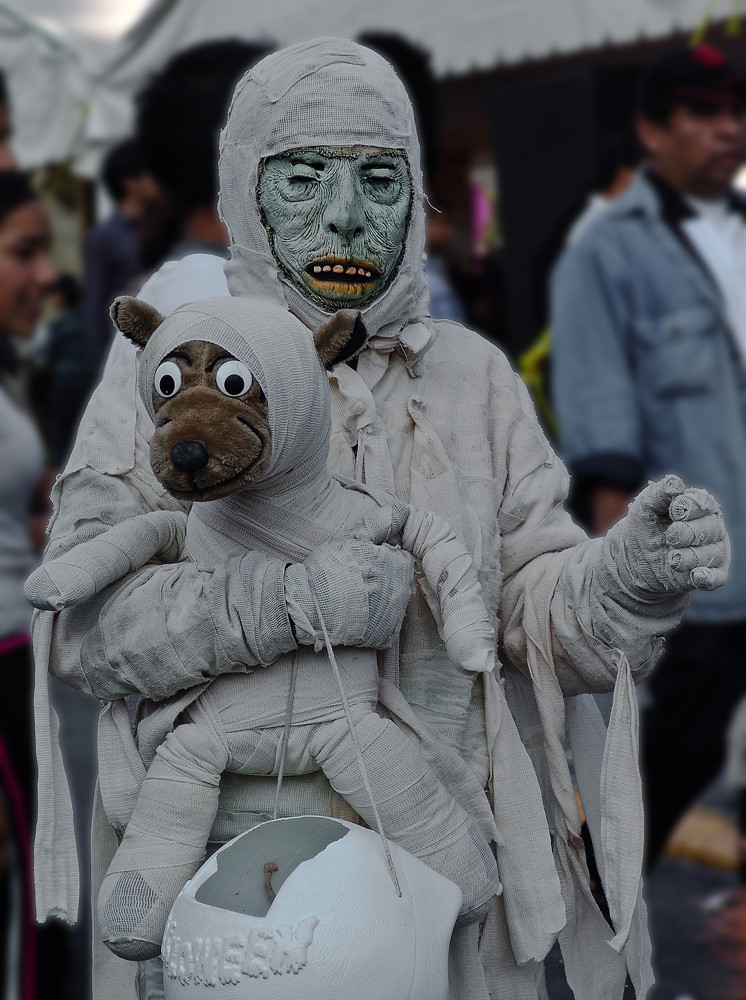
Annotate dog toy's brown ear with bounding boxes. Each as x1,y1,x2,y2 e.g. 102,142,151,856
110,296,165,348
313,310,368,370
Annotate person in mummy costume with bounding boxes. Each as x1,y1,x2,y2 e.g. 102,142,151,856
33,38,729,1000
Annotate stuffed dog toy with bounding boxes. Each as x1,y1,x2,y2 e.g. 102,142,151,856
28,296,501,961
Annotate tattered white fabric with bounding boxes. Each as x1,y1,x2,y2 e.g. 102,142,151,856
30,37,717,1000
32,614,78,922
520,553,652,998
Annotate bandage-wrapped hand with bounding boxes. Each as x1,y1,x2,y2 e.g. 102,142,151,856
603,474,730,598
284,536,414,650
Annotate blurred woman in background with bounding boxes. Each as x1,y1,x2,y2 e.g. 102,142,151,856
0,171,57,999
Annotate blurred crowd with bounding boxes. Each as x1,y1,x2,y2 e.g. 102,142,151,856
1,25,746,1000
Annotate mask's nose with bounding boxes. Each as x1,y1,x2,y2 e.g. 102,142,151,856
323,166,365,242
171,440,209,471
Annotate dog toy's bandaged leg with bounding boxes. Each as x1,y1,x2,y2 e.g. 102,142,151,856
401,507,495,674
308,585,499,925
25,510,187,611
310,705,500,925
98,716,229,962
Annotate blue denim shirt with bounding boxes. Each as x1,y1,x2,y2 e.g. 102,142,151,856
551,171,746,623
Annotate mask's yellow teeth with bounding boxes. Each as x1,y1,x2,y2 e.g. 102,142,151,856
306,258,379,284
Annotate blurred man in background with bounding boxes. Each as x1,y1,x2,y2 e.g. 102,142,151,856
565,128,642,248
80,138,161,374
425,201,467,322
99,39,273,333
134,40,271,266
551,43,746,867
38,274,92,466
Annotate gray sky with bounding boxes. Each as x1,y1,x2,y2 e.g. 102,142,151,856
5,0,152,39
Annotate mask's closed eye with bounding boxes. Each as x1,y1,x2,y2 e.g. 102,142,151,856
216,360,254,397
154,361,182,398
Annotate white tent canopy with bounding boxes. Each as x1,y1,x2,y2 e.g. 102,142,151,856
0,4,89,171
3,0,742,172
105,0,739,80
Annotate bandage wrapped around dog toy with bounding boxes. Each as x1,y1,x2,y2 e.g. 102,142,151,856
29,296,504,963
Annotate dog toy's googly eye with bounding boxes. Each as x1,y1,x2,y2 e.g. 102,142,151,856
216,360,253,397
154,361,182,398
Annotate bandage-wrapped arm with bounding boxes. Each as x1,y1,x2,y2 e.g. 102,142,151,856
41,463,413,702
497,367,697,696
26,509,188,612
401,506,495,674
39,465,297,702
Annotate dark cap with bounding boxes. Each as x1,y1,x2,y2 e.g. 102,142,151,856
637,44,746,120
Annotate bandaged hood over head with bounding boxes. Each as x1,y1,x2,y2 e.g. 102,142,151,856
218,37,435,357
137,297,331,497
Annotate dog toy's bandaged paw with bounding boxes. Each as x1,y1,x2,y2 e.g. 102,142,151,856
99,864,199,961
98,753,222,961
604,474,730,598
351,497,410,546
402,507,495,674
284,537,414,650
25,510,187,611
387,807,499,928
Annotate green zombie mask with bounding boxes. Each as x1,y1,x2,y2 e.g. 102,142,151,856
257,145,412,312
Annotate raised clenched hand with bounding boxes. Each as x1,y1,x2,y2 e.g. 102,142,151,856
604,474,730,597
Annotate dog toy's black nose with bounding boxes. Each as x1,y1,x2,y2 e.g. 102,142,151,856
171,440,209,472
